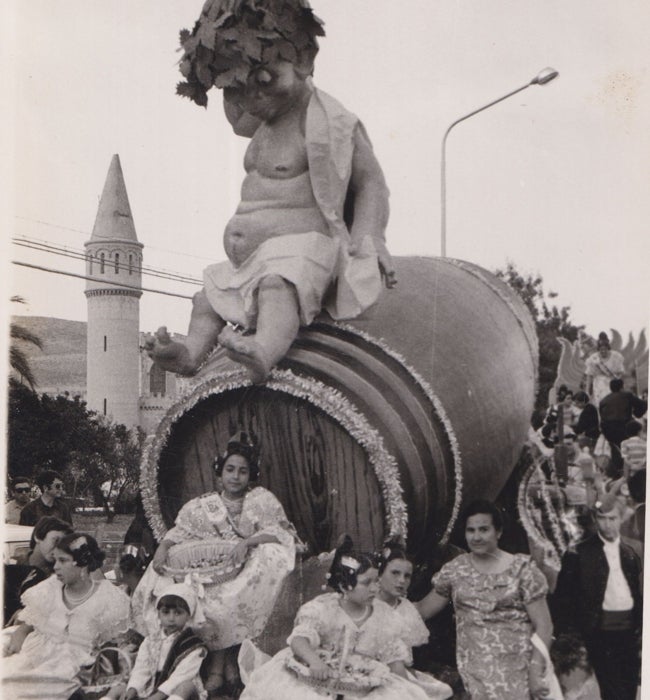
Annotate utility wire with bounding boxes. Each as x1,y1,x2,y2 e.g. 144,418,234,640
12,236,203,286
12,260,195,300
14,214,218,263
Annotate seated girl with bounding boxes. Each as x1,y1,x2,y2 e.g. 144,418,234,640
3,533,130,700
377,542,453,699
239,536,430,699
102,583,208,700
132,431,296,695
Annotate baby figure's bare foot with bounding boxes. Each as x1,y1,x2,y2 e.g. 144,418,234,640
218,326,271,384
144,326,199,376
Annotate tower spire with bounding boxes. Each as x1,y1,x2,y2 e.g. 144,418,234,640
91,154,138,243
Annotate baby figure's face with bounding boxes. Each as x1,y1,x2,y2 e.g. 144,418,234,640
224,59,309,122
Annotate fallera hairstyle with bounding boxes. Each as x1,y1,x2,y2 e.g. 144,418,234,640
35,469,63,491
157,594,191,615
573,390,589,404
627,469,646,504
625,419,643,438
31,515,73,550
377,540,411,576
326,535,377,592
597,332,611,349
610,378,624,392
214,431,260,481
119,553,148,577
461,499,504,532
55,533,105,572
556,384,569,401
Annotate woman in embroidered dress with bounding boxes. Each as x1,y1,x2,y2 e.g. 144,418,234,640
416,500,558,700
132,432,296,696
239,536,429,700
377,542,452,699
2,533,130,700
584,332,625,409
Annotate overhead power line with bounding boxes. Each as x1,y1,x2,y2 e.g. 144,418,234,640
12,236,203,286
12,260,195,300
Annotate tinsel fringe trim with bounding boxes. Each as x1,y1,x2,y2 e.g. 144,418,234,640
141,367,408,543
334,322,462,544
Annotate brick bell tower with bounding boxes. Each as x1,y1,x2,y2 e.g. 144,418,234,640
84,154,143,428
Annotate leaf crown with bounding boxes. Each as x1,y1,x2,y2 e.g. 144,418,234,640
177,0,325,107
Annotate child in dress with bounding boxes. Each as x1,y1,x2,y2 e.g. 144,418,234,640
377,542,452,699
102,583,207,700
551,633,602,700
239,536,429,699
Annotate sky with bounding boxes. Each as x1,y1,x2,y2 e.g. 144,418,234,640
2,0,649,344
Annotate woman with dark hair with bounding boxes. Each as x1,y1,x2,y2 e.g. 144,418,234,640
377,542,452,698
416,500,558,699
3,533,130,699
583,332,625,408
132,431,297,696
239,536,430,699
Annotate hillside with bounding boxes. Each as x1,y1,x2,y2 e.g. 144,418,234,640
10,316,87,390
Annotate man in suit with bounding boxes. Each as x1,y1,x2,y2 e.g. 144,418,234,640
552,497,642,700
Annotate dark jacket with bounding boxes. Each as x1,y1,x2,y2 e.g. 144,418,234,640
574,403,600,441
18,497,73,526
551,534,643,637
599,391,647,425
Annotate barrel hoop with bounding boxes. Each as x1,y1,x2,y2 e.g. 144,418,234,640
332,322,463,544
140,367,408,543
441,258,539,394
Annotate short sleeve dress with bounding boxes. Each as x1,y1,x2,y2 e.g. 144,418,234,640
239,593,430,699
3,576,130,699
432,553,548,699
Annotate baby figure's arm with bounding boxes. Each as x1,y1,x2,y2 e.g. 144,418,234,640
347,127,396,288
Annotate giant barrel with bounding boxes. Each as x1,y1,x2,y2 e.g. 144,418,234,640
141,256,537,559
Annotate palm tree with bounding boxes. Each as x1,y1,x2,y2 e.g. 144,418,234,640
9,296,43,390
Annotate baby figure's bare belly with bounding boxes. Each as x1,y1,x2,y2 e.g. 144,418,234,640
224,171,330,266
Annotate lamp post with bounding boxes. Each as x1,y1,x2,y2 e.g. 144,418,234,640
440,67,559,257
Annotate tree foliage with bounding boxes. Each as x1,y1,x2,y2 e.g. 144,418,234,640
7,383,144,519
494,262,584,422
9,296,43,390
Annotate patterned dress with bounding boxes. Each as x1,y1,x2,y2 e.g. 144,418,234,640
132,487,296,650
240,593,430,699
3,577,130,699
391,598,453,698
432,553,548,699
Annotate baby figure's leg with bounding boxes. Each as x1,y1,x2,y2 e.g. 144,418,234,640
219,275,300,384
145,289,225,375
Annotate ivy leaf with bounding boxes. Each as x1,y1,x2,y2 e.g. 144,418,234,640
176,81,209,107
179,28,191,45
196,63,214,88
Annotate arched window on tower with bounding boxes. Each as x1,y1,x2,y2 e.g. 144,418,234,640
114,253,120,273
87,253,93,275
129,254,133,275
149,363,167,396
100,253,105,274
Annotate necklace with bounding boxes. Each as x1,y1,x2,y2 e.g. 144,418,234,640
63,580,95,606
340,600,371,623
222,493,244,516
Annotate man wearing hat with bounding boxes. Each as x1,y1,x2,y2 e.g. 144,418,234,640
551,496,642,700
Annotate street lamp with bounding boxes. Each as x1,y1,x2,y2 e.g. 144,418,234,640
440,67,559,257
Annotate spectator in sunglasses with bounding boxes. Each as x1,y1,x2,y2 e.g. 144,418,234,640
5,478,32,524
19,470,72,527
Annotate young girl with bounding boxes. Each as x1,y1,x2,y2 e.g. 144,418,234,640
377,542,453,699
239,536,429,699
102,583,207,700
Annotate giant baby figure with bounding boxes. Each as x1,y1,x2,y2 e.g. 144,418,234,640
147,0,395,383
